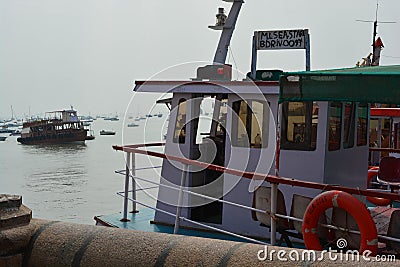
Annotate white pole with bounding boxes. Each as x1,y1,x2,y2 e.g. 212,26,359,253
131,152,137,213
122,152,131,222
174,164,188,234
270,183,278,245
250,34,258,80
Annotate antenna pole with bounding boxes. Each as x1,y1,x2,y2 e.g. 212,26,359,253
372,20,377,64
372,1,378,65
212,1,243,64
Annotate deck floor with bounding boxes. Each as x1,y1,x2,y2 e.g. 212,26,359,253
96,206,400,252
95,208,251,243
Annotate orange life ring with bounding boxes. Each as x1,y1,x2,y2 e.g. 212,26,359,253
302,190,378,256
366,167,392,206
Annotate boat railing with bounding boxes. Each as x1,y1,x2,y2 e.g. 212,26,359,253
113,143,400,247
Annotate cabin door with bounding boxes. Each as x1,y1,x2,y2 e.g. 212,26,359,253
155,94,193,224
189,94,227,224
222,94,277,224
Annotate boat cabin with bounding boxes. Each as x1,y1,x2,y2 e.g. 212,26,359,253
134,79,278,235
61,110,80,123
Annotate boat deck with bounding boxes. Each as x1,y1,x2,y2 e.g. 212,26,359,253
95,208,261,243
95,205,400,248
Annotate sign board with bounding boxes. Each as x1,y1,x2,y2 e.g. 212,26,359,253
246,70,283,81
256,29,308,50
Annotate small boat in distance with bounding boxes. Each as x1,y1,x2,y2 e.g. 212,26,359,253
0,136,7,141
104,114,119,121
127,123,139,127
85,135,95,140
17,108,88,145
86,129,95,140
0,126,14,134
9,129,21,136
81,120,92,127
100,130,116,135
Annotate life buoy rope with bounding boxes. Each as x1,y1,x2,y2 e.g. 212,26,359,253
366,167,391,206
302,190,378,256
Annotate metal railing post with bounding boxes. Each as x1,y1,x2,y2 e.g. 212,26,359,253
174,164,188,234
121,152,131,222
270,183,278,245
131,152,137,213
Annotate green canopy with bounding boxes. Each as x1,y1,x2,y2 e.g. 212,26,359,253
279,65,400,103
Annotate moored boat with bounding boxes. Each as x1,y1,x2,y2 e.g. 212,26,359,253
95,0,400,260
17,109,88,145
9,129,21,136
0,126,14,134
127,123,139,127
100,130,116,135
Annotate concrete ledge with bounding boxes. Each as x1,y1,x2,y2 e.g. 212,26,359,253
0,219,395,266
0,218,399,266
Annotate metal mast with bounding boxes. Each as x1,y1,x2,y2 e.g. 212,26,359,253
357,0,395,66
210,0,244,65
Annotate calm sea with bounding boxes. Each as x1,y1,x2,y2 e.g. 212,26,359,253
0,117,165,224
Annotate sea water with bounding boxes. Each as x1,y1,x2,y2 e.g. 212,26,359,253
0,118,166,224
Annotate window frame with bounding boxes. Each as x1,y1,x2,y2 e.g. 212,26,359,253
328,101,342,151
280,101,318,151
343,102,356,149
231,99,269,149
173,98,187,144
357,103,368,147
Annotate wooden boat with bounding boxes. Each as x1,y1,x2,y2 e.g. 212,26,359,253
17,109,87,145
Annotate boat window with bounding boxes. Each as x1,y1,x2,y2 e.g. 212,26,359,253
328,102,342,151
196,97,214,144
369,118,391,148
357,103,368,146
173,99,186,143
231,100,269,148
369,118,379,147
281,101,318,151
216,98,228,137
343,102,355,149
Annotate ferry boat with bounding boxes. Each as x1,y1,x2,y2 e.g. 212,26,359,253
95,0,400,258
17,109,88,144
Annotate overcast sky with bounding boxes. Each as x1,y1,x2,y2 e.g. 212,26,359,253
1,0,399,119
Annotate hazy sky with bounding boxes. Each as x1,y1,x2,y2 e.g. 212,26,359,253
1,0,399,119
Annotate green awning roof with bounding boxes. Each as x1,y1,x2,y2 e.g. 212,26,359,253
279,65,400,103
